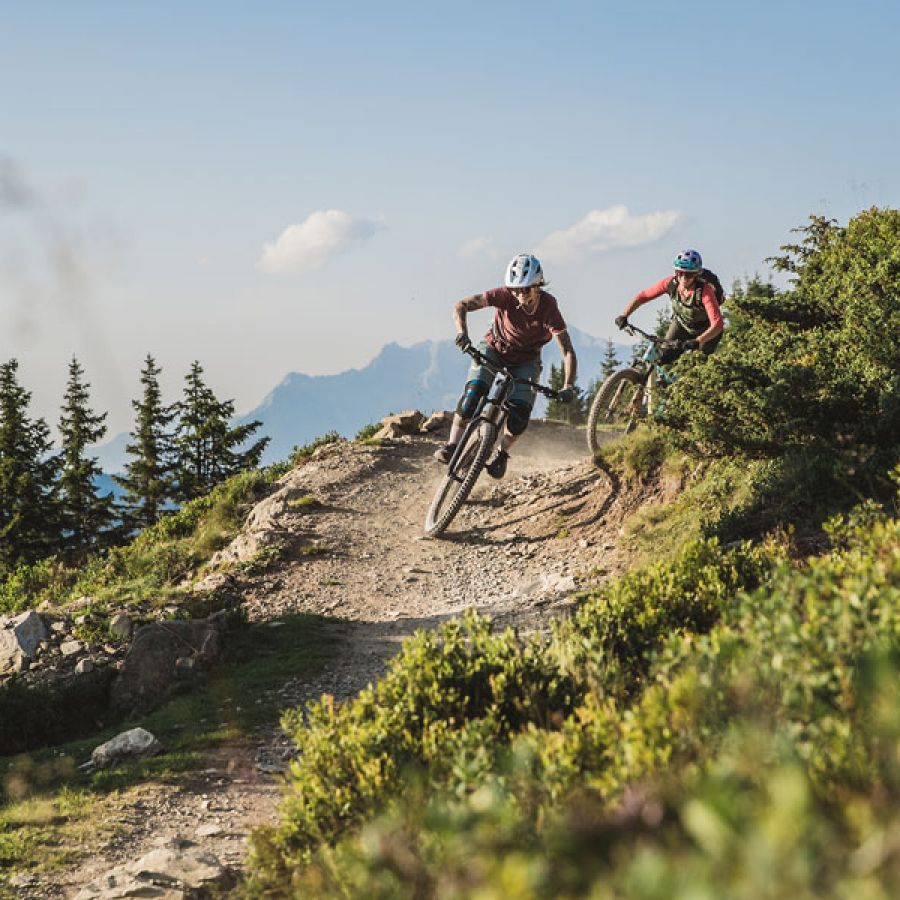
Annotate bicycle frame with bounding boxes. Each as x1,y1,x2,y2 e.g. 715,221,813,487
447,362,518,478
424,346,558,537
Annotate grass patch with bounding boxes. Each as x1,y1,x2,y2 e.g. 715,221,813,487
354,423,381,442
0,469,271,618
599,425,672,482
0,614,340,883
622,457,760,564
288,495,322,511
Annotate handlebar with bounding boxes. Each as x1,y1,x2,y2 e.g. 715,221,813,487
463,344,561,399
623,323,680,350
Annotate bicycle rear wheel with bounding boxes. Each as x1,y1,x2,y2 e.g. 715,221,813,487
424,421,497,537
586,368,645,453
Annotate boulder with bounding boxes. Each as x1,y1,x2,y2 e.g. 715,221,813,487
109,619,222,715
74,837,231,899
378,410,426,434
423,410,454,433
90,727,162,768
0,611,49,675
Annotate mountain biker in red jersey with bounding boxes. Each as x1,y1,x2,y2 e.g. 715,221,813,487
615,249,724,363
434,253,578,480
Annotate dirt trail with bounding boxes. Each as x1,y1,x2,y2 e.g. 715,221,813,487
52,421,635,898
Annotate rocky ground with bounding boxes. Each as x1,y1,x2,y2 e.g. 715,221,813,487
20,419,652,899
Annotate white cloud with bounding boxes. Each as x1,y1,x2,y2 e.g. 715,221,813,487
258,209,381,274
535,205,681,264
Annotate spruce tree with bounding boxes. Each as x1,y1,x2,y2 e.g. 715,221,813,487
545,363,586,425
601,338,619,380
0,360,61,569
585,338,622,411
57,357,116,561
173,361,269,502
114,355,175,530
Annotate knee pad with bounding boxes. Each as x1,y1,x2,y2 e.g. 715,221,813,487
456,379,488,419
506,400,532,436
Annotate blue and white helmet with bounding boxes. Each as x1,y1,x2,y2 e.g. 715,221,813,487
673,249,703,272
504,253,544,289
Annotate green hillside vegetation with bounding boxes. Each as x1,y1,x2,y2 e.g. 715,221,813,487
244,208,900,897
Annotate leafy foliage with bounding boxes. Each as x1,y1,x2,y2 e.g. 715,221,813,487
663,209,900,507
248,495,900,897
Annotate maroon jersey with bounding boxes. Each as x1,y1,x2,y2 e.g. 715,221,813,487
482,287,567,364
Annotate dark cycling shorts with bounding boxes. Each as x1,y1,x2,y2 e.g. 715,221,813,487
466,341,542,407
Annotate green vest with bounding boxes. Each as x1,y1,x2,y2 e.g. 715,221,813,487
666,277,710,335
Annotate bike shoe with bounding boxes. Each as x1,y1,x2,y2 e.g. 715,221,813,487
486,449,509,479
433,443,457,464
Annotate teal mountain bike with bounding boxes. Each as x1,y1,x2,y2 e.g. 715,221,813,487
586,323,679,454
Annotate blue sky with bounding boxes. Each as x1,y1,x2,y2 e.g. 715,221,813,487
2,0,899,436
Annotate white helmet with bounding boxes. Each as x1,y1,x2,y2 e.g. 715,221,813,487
504,253,544,289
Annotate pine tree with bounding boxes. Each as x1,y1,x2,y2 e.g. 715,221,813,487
544,363,586,425
585,338,622,411
0,360,61,569
601,339,619,380
57,357,116,561
544,363,566,422
114,355,175,530
172,361,269,502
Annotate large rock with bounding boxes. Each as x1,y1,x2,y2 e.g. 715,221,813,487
372,410,426,439
74,837,231,899
91,727,162,768
109,619,222,715
0,610,49,674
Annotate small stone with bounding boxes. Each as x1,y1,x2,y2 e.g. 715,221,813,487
109,613,134,640
75,658,95,675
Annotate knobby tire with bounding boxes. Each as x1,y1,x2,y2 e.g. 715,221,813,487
586,368,645,454
423,421,498,537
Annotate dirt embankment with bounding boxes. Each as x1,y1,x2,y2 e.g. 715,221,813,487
47,421,653,899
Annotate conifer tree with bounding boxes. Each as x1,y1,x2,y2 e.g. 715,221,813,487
585,338,622,410
545,363,586,425
173,361,269,502
0,360,61,569
114,354,175,530
57,357,116,561
601,338,619,380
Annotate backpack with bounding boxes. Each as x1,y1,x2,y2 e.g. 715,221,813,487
667,268,726,306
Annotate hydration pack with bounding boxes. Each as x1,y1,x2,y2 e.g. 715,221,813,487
667,268,726,306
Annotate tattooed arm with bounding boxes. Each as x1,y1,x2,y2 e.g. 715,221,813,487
453,293,489,338
555,329,578,388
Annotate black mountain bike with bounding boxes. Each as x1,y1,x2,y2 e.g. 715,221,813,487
423,345,561,537
586,323,680,454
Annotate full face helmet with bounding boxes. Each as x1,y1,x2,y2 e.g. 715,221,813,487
673,249,703,273
504,253,544,289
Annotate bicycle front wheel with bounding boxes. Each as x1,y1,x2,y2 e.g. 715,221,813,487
586,368,645,454
424,421,497,537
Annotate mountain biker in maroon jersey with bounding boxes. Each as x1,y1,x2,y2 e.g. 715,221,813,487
434,253,577,480
615,249,724,363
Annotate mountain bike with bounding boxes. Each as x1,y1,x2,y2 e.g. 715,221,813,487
424,345,561,537
586,323,680,454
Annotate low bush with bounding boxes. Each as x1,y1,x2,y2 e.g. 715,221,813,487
247,493,900,897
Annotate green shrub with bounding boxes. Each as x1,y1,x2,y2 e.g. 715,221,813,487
248,496,900,896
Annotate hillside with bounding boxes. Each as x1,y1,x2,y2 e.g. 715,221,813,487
12,420,652,897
